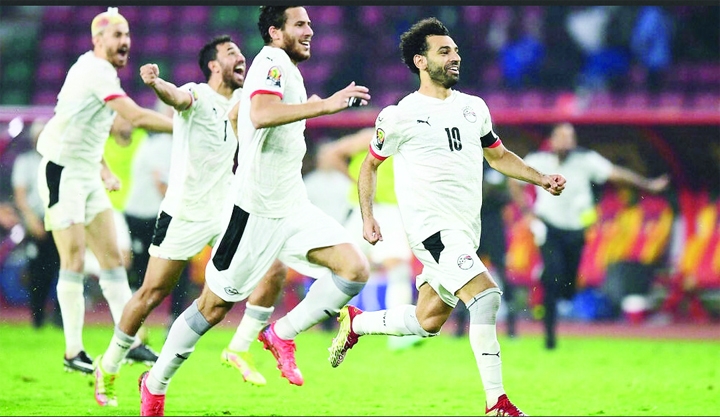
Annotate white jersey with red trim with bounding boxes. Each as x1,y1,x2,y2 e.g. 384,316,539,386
160,83,241,221
369,90,500,247
37,51,127,167
233,45,309,217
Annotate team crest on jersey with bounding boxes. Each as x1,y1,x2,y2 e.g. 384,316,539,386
457,254,474,270
265,66,282,87
374,128,385,150
462,106,477,123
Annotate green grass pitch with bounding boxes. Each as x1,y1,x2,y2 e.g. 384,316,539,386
0,322,717,416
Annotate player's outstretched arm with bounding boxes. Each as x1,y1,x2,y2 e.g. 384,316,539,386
249,82,371,129
106,96,173,133
485,142,566,196
357,152,384,245
140,63,192,112
608,166,670,194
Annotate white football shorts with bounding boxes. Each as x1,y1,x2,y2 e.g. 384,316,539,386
37,157,112,231
413,229,488,308
148,210,222,261
205,201,352,302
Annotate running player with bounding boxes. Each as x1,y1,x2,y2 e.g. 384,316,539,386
328,17,567,416
93,35,286,407
139,7,372,415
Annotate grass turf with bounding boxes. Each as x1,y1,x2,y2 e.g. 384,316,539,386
0,321,717,416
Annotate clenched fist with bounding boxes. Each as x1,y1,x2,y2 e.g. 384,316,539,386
140,64,161,87
541,174,566,196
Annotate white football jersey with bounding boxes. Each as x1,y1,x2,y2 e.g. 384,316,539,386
370,90,500,247
523,148,613,230
160,83,241,221
37,51,126,167
233,45,309,217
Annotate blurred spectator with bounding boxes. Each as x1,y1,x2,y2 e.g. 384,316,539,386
104,113,148,212
510,122,670,350
566,6,630,92
11,118,62,328
539,6,585,90
499,8,545,89
631,6,673,92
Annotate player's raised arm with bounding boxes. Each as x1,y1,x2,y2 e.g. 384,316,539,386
140,63,193,112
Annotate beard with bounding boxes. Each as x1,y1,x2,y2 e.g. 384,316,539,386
106,46,128,68
283,36,310,63
222,68,243,90
427,60,459,88
556,149,571,163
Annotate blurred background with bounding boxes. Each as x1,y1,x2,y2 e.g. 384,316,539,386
0,5,718,333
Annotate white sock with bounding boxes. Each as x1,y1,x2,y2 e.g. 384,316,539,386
352,304,435,337
273,273,365,340
467,288,505,407
98,267,133,326
56,270,85,357
228,303,274,352
147,300,211,395
384,263,413,307
102,326,135,374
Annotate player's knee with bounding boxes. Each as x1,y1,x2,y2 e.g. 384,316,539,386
137,284,172,309
267,260,288,285
345,254,370,283
417,316,443,335
61,249,86,272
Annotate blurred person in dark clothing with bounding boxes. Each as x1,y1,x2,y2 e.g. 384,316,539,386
510,122,669,350
11,119,62,328
631,6,673,92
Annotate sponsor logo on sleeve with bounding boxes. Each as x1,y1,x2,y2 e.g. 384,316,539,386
265,66,282,87
374,128,385,150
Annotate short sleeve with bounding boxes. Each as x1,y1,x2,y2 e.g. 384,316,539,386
585,150,614,184
478,98,500,148
369,106,400,161
249,49,286,101
90,61,126,103
177,82,198,115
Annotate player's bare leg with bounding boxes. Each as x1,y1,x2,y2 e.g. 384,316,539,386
222,259,287,386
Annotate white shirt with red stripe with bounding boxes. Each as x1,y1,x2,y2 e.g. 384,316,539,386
233,45,310,217
37,51,127,168
370,90,500,247
160,83,241,221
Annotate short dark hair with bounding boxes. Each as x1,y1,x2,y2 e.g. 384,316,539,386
198,35,235,81
258,6,299,45
399,17,450,75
